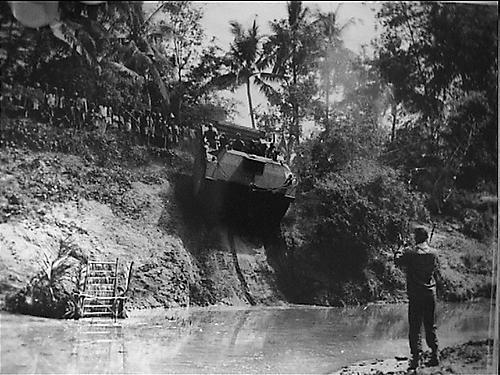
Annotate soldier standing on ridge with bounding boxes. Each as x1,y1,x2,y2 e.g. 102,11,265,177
31,82,42,120
204,123,218,150
266,143,278,161
46,87,57,125
75,91,88,130
218,132,228,151
67,92,77,128
173,122,180,147
57,87,66,126
161,114,169,149
395,226,440,370
231,132,245,152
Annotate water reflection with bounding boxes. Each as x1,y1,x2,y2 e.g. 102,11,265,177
0,302,491,374
68,321,128,373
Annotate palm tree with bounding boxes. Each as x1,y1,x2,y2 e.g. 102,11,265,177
264,1,317,141
312,8,355,124
215,19,280,129
222,19,261,129
7,1,172,107
236,20,263,128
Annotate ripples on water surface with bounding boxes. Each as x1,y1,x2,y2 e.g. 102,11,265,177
0,302,491,374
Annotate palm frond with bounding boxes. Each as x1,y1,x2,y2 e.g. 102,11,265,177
259,71,285,83
211,72,240,90
229,20,244,39
107,61,143,80
142,1,164,25
249,19,259,39
254,75,281,106
338,17,356,33
288,1,307,29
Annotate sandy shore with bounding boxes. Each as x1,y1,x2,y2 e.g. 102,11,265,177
334,339,495,375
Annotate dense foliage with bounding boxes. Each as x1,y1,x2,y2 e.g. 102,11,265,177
274,2,495,305
283,102,426,305
375,2,498,217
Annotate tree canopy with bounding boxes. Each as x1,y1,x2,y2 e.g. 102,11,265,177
375,2,498,213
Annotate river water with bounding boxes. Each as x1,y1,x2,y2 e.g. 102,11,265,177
0,301,492,374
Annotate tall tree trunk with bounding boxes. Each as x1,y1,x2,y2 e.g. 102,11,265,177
176,80,183,123
246,77,255,129
0,19,14,72
390,102,397,142
175,46,183,122
292,103,299,140
291,61,299,142
325,73,330,131
177,63,182,83
177,97,182,123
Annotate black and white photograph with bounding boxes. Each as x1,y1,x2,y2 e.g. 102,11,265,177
0,1,498,374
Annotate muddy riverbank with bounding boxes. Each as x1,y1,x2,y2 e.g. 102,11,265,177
336,339,495,375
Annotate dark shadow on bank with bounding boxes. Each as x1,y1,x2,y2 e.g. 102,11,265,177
169,172,294,305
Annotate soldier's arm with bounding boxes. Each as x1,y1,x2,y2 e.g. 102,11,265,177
394,247,410,268
433,252,442,283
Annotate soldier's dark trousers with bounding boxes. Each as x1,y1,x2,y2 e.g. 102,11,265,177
408,293,438,358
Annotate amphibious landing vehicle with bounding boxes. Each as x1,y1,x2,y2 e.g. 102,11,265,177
192,121,297,229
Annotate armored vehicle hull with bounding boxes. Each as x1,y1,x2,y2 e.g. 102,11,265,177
193,124,296,230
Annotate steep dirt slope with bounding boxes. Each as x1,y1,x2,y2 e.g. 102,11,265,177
0,144,286,311
189,226,285,306
430,225,495,301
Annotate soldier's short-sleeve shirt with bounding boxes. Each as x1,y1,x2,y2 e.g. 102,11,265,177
395,243,438,298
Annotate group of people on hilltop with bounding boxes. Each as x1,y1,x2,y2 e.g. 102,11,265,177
3,81,92,130
1,80,197,150
2,80,297,161
202,123,282,161
132,109,196,149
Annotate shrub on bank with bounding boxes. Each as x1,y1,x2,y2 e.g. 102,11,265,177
5,239,87,319
283,158,423,306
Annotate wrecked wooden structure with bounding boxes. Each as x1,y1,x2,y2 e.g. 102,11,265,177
78,259,133,320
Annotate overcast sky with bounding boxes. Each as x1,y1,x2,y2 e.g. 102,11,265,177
197,1,380,128
198,1,379,52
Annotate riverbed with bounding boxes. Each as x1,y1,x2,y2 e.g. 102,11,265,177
0,301,492,374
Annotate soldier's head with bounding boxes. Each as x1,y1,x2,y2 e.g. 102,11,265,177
414,227,428,244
